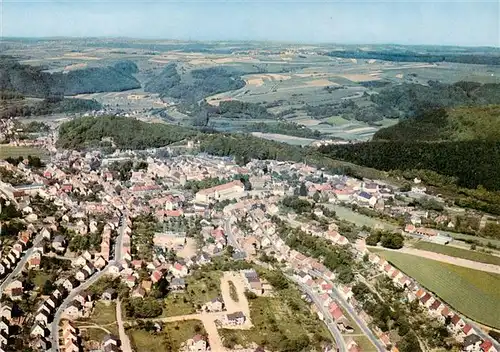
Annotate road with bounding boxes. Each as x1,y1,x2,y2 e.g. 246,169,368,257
49,266,114,351
50,211,127,351
287,275,347,352
328,279,385,352
0,232,44,292
116,300,132,352
224,217,245,255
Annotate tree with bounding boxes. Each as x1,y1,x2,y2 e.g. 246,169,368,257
299,182,307,197
312,191,321,203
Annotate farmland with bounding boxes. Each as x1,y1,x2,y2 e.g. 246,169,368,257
371,248,500,329
412,242,500,266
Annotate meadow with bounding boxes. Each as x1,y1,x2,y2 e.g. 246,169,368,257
372,249,500,329
412,242,500,266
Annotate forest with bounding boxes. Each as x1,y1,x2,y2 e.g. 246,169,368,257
57,115,198,150
0,56,140,97
243,121,322,139
0,97,102,118
144,64,245,109
318,140,500,191
325,50,500,65
216,100,274,119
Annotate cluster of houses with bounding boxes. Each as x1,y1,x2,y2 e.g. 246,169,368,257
0,228,37,279
368,253,498,352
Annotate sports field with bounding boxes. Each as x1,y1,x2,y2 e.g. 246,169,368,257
412,242,500,266
372,248,500,329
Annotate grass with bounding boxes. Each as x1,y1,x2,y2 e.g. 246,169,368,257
219,292,332,351
0,145,46,159
351,336,378,352
128,320,205,352
33,272,51,289
446,232,500,248
372,248,500,329
412,242,500,266
228,281,239,302
161,270,222,317
76,302,118,334
324,115,350,126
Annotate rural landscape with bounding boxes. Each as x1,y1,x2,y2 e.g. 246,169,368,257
1,7,500,352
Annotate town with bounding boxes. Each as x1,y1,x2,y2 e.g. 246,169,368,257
0,116,499,352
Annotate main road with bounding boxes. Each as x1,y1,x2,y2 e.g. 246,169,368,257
287,275,347,352
0,232,45,292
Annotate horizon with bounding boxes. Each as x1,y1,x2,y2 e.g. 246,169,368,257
2,0,499,47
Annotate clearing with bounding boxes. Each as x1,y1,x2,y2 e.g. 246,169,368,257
128,320,205,352
372,248,500,329
412,242,500,266
76,302,119,346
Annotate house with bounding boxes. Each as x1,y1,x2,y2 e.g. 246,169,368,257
102,288,117,301
64,301,83,319
102,334,120,348
170,278,186,291
451,314,465,330
225,311,246,325
30,323,47,338
195,180,245,203
52,235,66,252
463,334,482,351
75,269,90,282
131,287,146,298
171,262,188,278
150,269,163,284
64,340,80,352
480,340,496,352
203,297,224,312
141,280,153,293
0,318,9,334
35,310,50,325
62,278,79,292
124,275,137,288
94,256,107,270
187,334,208,352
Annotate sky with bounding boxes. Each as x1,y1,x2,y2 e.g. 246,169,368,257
2,0,499,47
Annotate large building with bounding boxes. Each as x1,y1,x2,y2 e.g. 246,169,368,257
195,180,245,203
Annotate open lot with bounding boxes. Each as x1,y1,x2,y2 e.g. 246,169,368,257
76,302,119,347
161,270,222,317
412,242,500,266
372,248,500,329
218,287,332,351
128,320,205,352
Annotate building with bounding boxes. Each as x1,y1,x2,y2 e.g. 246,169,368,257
195,180,245,203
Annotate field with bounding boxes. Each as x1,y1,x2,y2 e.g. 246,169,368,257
0,145,47,159
128,320,205,352
161,270,222,317
372,248,500,329
412,242,500,266
218,293,332,350
76,302,119,346
32,272,52,289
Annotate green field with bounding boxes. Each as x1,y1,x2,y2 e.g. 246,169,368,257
219,293,332,350
446,232,500,248
128,320,205,352
0,145,47,159
372,249,500,329
161,271,222,317
413,242,500,266
76,302,119,344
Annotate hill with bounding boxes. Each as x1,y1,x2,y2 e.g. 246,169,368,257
374,106,500,141
57,115,197,150
0,56,140,97
1,97,102,119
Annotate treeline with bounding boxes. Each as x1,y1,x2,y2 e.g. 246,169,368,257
272,216,356,283
57,115,198,150
325,50,500,65
374,106,500,142
244,121,321,139
0,97,102,118
144,64,245,108
215,100,273,119
371,81,500,117
0,56,140,97
318,140,500,191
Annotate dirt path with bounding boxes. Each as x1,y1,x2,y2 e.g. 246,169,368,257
391,247,500,274
116,300,133,352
